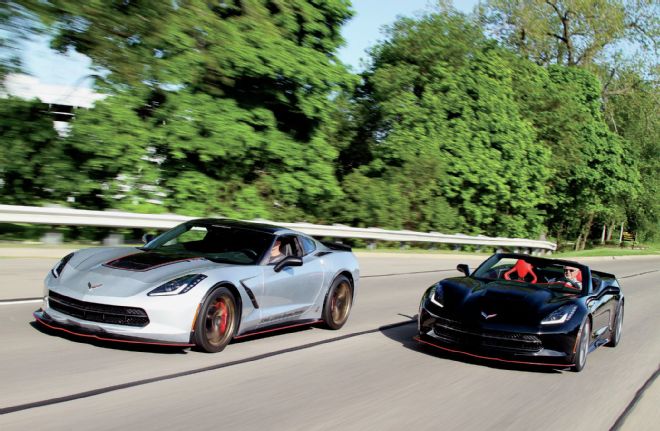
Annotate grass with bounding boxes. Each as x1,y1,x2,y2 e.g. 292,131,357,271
354,243,660,258
554,243,660,258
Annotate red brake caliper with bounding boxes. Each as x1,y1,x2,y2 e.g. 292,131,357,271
218,301,228,335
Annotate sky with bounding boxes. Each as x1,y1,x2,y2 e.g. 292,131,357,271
338,0,479,71
19,0,479,88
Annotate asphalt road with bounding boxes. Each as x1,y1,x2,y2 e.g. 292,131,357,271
0,252,658,430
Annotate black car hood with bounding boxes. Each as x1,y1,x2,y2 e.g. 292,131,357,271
440,277,578,326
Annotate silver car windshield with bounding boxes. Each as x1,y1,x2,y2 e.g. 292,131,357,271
142,221,273,265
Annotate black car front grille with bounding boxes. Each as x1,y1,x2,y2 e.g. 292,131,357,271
432,316,542,353
48,291,149,327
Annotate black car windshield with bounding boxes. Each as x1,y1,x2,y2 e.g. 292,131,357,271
472,255,585,293
142,221,273,265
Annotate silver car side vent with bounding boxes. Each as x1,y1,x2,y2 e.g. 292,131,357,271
239,280,260,309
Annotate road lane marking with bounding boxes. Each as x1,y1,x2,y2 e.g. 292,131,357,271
619,269,659,279
0,319,416,415
0,298,42,305
362,269,456,278
610,365,660,431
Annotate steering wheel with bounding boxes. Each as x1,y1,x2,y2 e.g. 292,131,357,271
563,280,581,290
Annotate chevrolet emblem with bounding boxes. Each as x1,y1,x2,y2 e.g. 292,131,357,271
481,311,497,319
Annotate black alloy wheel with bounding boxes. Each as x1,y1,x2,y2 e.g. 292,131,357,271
607,304,624,347
572,319,591,372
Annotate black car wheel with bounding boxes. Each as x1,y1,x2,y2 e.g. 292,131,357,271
607,304,624,347
194,287,237,353
572,319,591,372
322,275,353,330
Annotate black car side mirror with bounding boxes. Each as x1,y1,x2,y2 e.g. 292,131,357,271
457,264,470,276
274,256,303,272
142,233,155,244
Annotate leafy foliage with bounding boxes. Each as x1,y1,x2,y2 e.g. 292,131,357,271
602,66,659,241
339,13,550,237
1,2,656,245
0,98,64,204
481,0,659,67
21,0,354,221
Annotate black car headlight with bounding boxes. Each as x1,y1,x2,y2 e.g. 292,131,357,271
541,304,577,325
51,253,74,278
148,274,207,296
428,284,444,308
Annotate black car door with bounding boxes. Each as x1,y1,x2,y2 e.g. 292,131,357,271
587,275,618,341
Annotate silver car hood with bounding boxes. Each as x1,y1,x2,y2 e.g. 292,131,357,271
55,247,231,298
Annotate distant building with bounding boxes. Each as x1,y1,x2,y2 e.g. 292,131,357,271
2,73,105,135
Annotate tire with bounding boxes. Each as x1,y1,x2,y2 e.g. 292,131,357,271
194,287,238,353
322,275,353,330
571,319,591,372
607,304,624,347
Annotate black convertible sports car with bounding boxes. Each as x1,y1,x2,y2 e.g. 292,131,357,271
416,253,624,371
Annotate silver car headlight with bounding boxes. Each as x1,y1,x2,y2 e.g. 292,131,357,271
541,304,577,325
51,253,74,278
148,274,207,296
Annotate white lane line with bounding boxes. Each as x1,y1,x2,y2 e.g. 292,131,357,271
0,299,42,305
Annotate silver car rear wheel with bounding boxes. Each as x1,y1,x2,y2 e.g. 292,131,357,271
322,275,353,330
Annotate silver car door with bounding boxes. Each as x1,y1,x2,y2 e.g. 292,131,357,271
258,235,324,326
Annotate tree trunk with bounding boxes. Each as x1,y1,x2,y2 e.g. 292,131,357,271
607,223,615,241
556,224,564,249
578,213,595,251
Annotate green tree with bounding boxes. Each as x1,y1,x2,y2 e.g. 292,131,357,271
510,63,640,248
23,0,355,221
341,12,550,236
602,66,659,241
481,0,659,67
0,98,66,204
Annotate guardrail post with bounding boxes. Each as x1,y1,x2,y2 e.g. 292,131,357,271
41,232,63,245
103,234,124,246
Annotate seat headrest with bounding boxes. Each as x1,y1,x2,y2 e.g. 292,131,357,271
503,259,537,283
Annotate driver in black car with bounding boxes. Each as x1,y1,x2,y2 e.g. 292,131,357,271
561,266,582,289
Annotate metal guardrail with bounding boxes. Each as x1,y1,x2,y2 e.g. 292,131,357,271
0,204,557,251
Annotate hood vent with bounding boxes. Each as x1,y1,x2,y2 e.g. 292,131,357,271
104,252,203,272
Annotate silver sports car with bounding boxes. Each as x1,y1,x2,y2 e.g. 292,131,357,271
34,219,360,352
